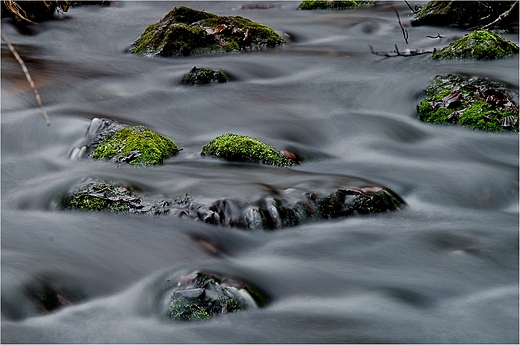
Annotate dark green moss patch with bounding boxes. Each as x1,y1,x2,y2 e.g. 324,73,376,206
417,73,519,132
298,0,373,10
182,66,228,85
168,271,264,321
431,30,518,60
129,6,285,57
411,1,518,31
200,133,295,167
91,125,178,165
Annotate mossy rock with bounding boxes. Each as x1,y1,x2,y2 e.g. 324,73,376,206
91,124,179,166
182,66,228,85
200,133,295,167
431,30,518,60
298,0,373,10
167,271,266,321
60,179,174,214
129,6,285,57
417,73,519,132
411,1,518,30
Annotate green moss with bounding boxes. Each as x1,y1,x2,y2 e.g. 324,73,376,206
182,67,228,85
92,125,178,165
431,30,519,60
418,74,519,131
200,133,295,167
298,0,372,10
169,297,211,321
130,6,285,57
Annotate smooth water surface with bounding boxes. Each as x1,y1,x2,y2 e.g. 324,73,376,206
2,1,518,343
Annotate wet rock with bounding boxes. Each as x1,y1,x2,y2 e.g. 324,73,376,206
129,6,285,57
24,274,85,314
200,133,295,167
167,271,266,321
298,0,373,10
70,118,179,165
411,1,518,31
417,73,519,132
431,30,518,60
182,66,228,85
60,179,405,230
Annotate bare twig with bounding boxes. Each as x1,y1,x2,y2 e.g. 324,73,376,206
392,6,409,44
426,33,445,39
369,44,434,58
1,31,50,126
403,0,421,14
478,0,518,30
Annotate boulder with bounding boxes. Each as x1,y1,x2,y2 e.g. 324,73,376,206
70,118,179,166
129,6,285,57
60,179,406,230
298,0,373,10
431,30,518,60
182,66,228,85
417,73,519,132
200,133,295,167
411,1,518,31
167,271,265,321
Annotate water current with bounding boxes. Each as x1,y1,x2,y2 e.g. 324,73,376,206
1,1,519,343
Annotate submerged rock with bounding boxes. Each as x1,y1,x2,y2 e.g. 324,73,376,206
182,67,229,85
200,133,295,167
129,6,285,57
60,178,405,230
167,271,265,321
298,0,373,10
417,73,519,132
70,118,179,165
411,1,518,31
431,30,518,60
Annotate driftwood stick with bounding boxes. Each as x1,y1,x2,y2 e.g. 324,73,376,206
1,31,50,126
392,6,409,44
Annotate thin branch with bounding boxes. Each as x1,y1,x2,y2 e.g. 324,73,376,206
426,33,445,39
403,0,421,14
478,0,518,30
1,31,50,126
392,6,409,44
369,44,434,58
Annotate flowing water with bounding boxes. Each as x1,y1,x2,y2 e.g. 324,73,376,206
1,1,519,343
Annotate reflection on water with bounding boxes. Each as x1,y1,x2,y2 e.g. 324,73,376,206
1,1,518,343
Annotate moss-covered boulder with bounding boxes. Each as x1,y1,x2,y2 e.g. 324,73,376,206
167,271,265,321
60,179,174,214
182,66,228,85
431,30,518,60
87,122,178,166
417,73,519,132
411,1,518,30
129,6,285,57
200,133,295,167
298,0,373,10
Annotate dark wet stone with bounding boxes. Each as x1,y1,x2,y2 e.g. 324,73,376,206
182,66,228,85
60,178,405,230
129,6,285,57
417,73,519,132
24,274,86,314
167,271,265,321
411,1,518,31
298,0,373,10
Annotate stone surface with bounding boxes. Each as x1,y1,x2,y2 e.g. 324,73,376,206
298,0,373,10
182,66,228,85
431,30,518,60
417,73,519,132
129,6,285,57
200,133,295,167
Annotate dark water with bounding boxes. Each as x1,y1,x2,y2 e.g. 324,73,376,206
1,1,519,343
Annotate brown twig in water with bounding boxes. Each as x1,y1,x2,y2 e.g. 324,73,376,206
426,33,445,39
392,6,409,44
403,0,421,14
478,0,518,30
369,44,434,58
1,31,50,126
